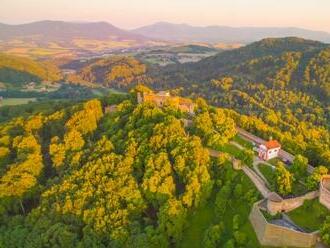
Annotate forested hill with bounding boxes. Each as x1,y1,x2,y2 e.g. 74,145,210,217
149,37,330,103
150,38,327,83
0,53,62,84
0,91,254,247
65,56,151,88
147,37,330,168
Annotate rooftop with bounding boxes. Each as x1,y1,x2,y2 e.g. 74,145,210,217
264,140,281,149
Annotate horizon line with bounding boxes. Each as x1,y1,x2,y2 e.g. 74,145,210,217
1,19,330,34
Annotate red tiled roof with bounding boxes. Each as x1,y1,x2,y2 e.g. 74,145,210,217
265,140,281,149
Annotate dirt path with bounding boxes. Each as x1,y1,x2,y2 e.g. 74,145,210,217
252,158,275,187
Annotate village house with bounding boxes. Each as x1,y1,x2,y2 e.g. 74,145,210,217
258,139,281,161
137,91,195,114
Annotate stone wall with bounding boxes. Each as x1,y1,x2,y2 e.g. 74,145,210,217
267,191,319,214
320,176,330,210
250,201,319,248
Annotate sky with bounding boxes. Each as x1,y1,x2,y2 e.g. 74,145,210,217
1,0,330,32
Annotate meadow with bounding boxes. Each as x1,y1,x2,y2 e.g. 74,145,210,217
0,97,37,106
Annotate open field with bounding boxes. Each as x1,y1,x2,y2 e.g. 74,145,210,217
0,98,37,106
288,199,329,232
258,163,275,188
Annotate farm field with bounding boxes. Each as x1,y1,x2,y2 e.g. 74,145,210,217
0,98,37,106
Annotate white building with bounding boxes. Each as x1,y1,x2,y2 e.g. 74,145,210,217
258,140,281,161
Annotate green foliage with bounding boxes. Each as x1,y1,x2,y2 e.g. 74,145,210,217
0,53,62,83
193,102,237,148
202,223,224,248
288,199,329,232
275,162,293,195
0,92,228,246
181,164,262,248
68,56,149,88
306,166,329,190
211,77,233,91
147,38,330,169
290,154,308,179
320,216,330,245
49,99,103,171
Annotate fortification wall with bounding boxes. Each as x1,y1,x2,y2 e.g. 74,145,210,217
250,201,319,248
267,191,319,214
320,176,330,210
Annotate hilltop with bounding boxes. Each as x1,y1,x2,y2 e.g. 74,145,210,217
147,37,330,168
150,37,330,101
132,22,330,44
0,53,62,86
0,21,157,58
63,56,151,88
0,87,329,247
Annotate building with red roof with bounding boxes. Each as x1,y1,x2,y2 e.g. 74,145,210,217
258,140,281,161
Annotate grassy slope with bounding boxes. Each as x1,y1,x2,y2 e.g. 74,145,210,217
217,143,242,155
288,199,329,232
258,163,309,196
179,202,214,248
233,135,254,149
179,170,262,248
258,164,275,190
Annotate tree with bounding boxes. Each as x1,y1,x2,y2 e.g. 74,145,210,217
142,153,175,205
234,231,247,245
193,106,236,148
0,147,10,168
320,216,330,245
291,155,308,178
239,149,254,167
306,166,328,190
233,184,243,199
202,223,224,248
232,215,240,230
211,77,234,91
158,199,187,243
215,184,231,217
275,162,293,195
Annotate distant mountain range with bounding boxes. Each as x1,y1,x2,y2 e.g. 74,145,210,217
0,21,159,58
0,20,147,43
132,22,330,44
1,20,330,58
